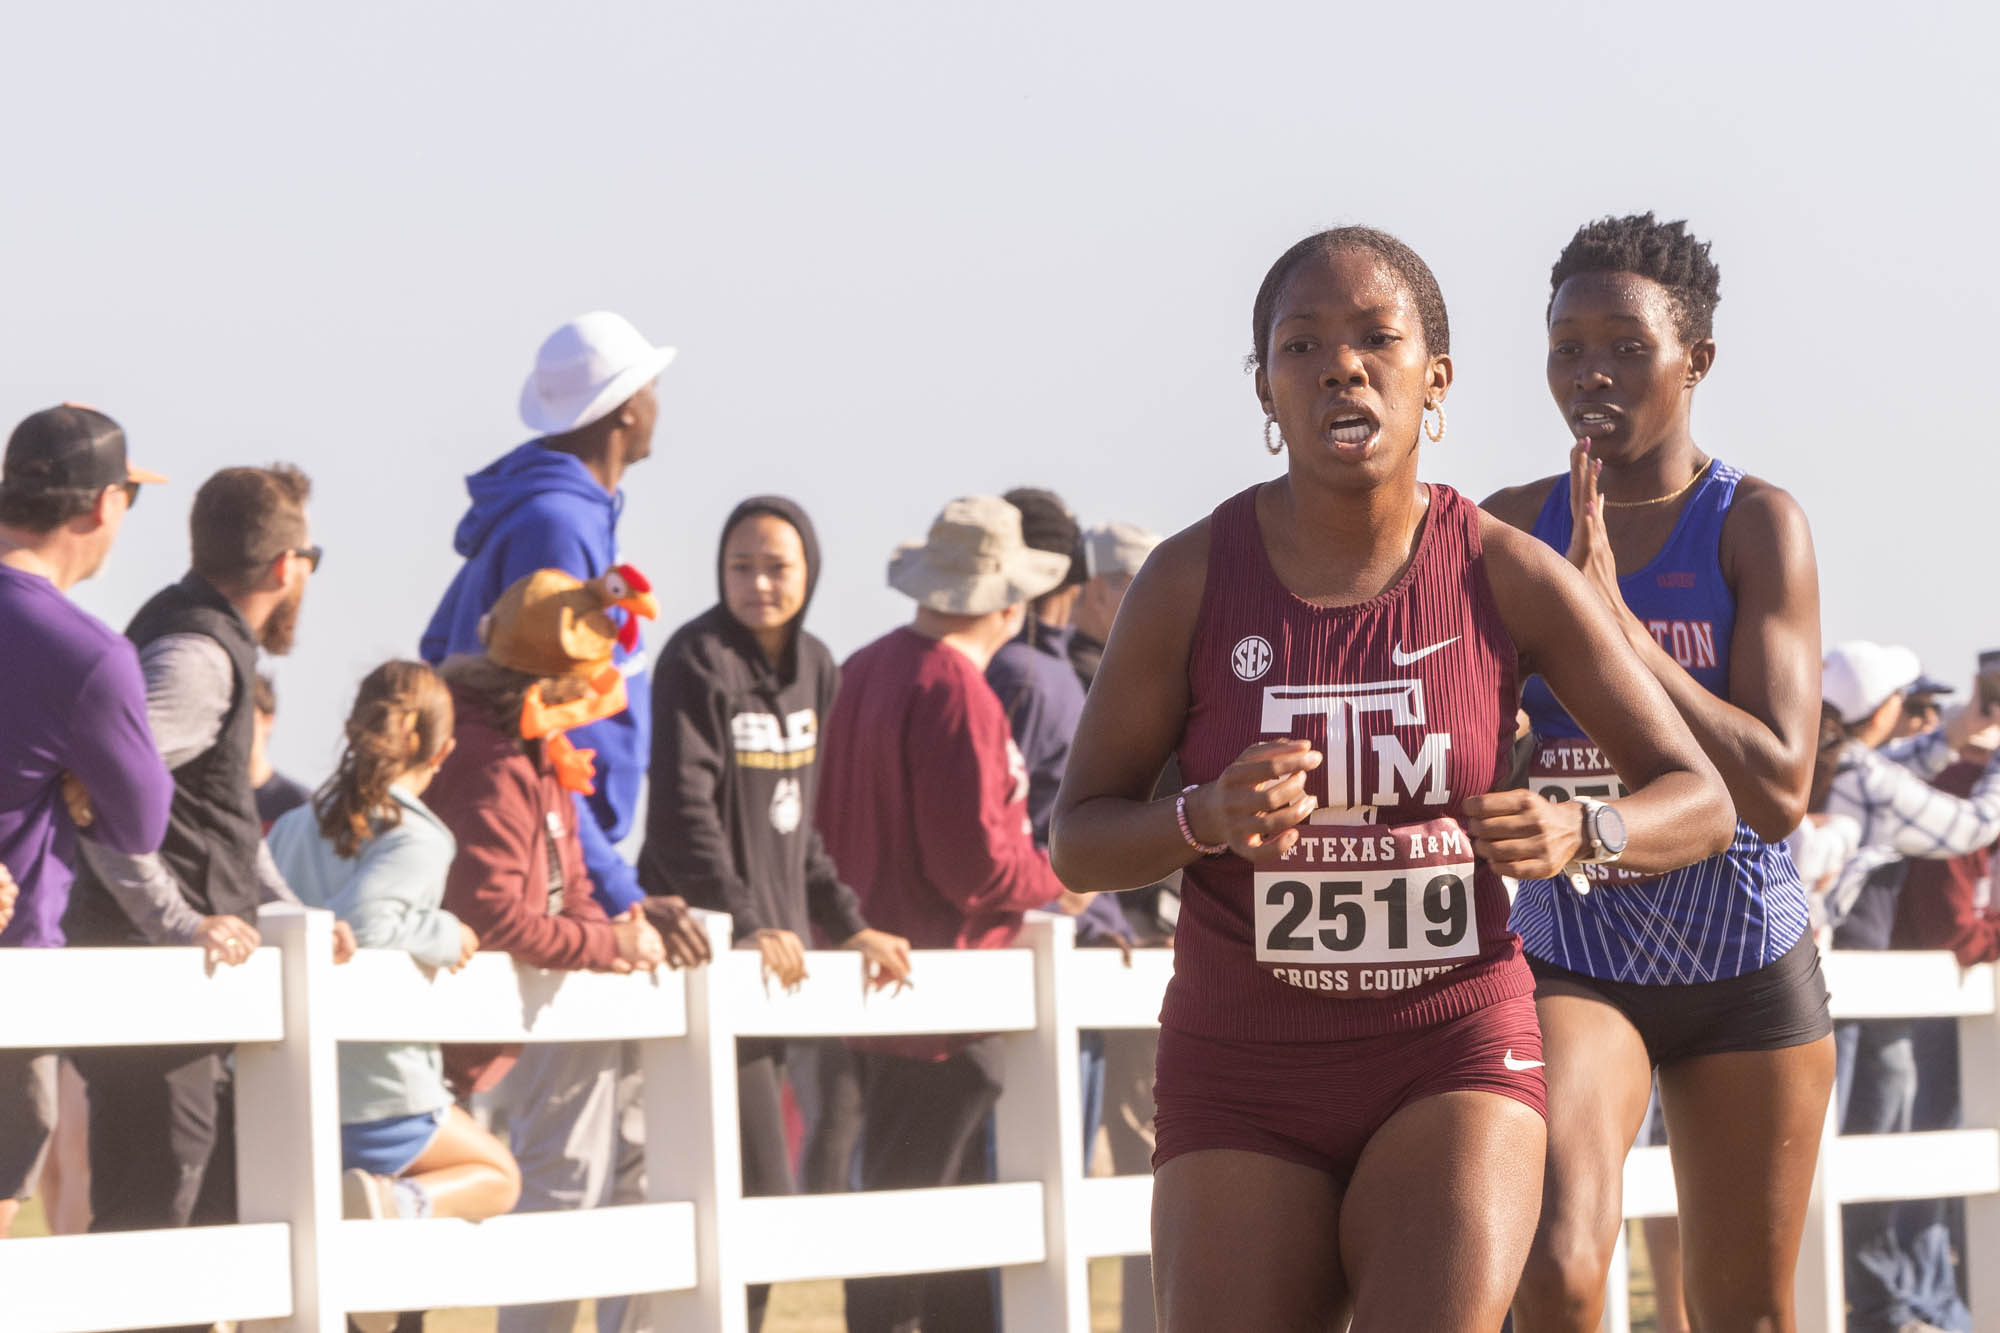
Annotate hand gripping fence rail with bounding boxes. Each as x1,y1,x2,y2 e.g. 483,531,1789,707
0,904,1996,1332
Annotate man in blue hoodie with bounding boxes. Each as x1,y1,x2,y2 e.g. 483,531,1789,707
421,311,676,916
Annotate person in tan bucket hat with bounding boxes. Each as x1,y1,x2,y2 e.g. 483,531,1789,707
886,493,1072,615
819,495,1088,1333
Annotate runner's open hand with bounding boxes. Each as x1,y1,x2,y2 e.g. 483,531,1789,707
0,863,16,934
1464,788,1586,880
1184,739,1323,863
1564,439,1629,620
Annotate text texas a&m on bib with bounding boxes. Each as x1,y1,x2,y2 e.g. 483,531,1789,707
1255,815,1479,996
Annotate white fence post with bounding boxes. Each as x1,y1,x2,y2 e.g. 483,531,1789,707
642,912,747,1333
1792,1089,1845,1333
1598,1222,1629,1333
236,904,342,1333
995,913,1089,1332
1965,967,2000,1333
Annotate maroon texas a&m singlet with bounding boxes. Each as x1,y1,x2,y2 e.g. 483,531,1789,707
1161,482,1534,1043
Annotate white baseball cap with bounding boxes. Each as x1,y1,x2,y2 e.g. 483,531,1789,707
519,311,677,435
1823,640,1923,725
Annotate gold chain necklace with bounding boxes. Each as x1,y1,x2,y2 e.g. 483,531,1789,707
1600,458,1714,510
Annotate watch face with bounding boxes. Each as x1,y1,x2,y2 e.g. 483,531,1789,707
1596,803,1629,856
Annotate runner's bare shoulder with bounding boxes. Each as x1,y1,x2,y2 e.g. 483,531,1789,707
1717,472,1815,587
1121,513,1214,642
1479,474,1563,532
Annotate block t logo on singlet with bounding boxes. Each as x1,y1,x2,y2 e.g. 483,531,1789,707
1249,675,1479,996
1260,679,1451,818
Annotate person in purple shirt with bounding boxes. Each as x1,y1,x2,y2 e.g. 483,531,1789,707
0,404,173,1238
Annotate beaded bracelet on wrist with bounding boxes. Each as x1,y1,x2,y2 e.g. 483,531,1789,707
1175,784,1226,856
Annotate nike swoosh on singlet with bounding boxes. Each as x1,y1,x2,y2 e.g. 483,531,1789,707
1390,636,1460,666
1503,1050,1546,1071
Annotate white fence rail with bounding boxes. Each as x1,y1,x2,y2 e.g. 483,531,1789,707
1,905,1995,1332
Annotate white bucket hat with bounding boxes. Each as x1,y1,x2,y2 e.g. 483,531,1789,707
888,495,1072,616
1823,640,1923,724
519,311,678,435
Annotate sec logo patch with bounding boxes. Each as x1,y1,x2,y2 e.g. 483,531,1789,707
1232,634,1273,681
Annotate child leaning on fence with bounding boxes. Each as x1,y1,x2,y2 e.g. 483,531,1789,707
267,661,521,1238
425,566,708,1333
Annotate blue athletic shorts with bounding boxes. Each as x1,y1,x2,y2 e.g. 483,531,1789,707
341,1107,448,1177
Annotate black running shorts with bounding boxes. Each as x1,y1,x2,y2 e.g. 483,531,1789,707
1528,928,1832,1067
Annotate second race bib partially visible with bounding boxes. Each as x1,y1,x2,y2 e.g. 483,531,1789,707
1254,815,1480,998
1527,737,1653,888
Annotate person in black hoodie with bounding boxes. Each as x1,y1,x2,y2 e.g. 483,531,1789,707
639,495,911,1332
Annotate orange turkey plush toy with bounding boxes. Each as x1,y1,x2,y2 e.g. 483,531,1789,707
476,564,660,793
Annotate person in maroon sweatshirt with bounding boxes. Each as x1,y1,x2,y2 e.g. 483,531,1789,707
818,494,1077,1333
1895,751,2000,966
426,566,705,1333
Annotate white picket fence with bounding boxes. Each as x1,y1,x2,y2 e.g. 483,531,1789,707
0,905,1995,1332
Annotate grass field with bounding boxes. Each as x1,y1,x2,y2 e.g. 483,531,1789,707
15,1199,1660,1331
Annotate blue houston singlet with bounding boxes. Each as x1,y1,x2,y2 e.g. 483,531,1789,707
1510,460,1810,983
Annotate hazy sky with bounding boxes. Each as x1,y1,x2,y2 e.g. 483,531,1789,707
5,2,1995,790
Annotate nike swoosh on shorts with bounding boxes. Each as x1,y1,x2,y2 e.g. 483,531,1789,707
1503,1050,1546,1071
1390,636,1460,666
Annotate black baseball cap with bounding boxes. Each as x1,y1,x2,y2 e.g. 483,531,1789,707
2,404,166,495
1906,673,1956,700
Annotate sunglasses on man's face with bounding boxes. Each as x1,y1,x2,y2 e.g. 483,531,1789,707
119,481,140,509
288,545,323,573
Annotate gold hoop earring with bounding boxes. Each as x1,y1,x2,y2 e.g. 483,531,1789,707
1423,402,1446,444
1263,415,1286,455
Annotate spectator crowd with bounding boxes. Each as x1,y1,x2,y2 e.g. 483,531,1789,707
0,312,1169,1333
3,309,1996,1333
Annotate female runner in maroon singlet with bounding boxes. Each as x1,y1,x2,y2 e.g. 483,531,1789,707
1051,228,1735,1333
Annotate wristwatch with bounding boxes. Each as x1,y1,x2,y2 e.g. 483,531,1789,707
1575,796,1629,865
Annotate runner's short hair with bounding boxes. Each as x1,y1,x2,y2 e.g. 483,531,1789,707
1250,226,1451,370
1548,212,1721,343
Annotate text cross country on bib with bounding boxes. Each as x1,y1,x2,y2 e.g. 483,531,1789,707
1254,817,1480,995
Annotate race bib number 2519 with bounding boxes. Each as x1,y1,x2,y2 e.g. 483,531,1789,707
1256,865,1475,964
1253,817,1481,997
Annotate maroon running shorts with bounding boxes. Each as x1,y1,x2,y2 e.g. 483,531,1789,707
1152,993,1546,1179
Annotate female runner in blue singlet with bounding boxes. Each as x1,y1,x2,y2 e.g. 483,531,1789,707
1484,214,1835,1333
